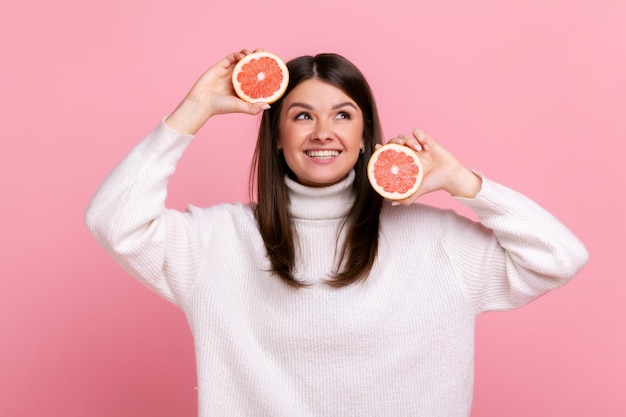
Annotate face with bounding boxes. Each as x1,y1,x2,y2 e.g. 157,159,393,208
278,78,364,187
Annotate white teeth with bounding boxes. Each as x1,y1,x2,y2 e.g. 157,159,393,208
306,150,340,159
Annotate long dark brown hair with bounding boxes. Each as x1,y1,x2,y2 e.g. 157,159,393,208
249,53,384,288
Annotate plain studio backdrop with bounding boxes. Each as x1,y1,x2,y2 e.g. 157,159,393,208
1,0,624,416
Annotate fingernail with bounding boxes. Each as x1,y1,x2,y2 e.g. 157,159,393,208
413,144,422,151
391,201,400,206
261,104,271,110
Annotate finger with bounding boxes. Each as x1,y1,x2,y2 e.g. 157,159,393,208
387,134,408,145
389,133,423,153
224,52,242,69
240,101,271,115
412,128,431,151
226,49,254,68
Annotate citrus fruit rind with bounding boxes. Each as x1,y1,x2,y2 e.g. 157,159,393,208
367,143,424,200
232,51,289,104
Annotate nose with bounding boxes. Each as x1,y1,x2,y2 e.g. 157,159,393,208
312,119,334,141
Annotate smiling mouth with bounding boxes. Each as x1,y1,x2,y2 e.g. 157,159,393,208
305,150,341,159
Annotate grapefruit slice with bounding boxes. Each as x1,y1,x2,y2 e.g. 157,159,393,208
232,51,289,104
367,143,424,200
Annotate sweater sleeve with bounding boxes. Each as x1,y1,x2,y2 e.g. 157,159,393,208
444,174,589,313
85,119,202,307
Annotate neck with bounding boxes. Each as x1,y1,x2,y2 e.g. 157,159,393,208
286,171,356,220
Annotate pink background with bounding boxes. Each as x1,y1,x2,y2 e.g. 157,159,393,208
1,0,624,415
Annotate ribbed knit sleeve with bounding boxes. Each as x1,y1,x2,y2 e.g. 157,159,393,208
445,175,588,313
85,120,201,307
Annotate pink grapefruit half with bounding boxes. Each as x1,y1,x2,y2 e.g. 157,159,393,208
367,143,424,200
232,51,289,104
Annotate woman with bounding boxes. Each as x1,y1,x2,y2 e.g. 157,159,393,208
86,49,588,417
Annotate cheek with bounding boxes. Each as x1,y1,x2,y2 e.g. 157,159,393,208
345,124,365,147
278,124,302,151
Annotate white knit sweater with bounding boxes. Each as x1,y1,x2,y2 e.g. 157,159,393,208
85,120,588,417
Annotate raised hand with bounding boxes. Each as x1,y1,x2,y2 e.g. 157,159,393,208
166,49,270,135
383,129,482,205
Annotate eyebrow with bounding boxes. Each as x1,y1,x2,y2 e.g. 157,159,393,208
286,101,358,111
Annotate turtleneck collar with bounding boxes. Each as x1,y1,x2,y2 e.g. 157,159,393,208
285,170,356,220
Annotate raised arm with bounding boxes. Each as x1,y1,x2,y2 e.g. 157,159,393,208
385,129,588,311
85,49,267,305
166,49,270,134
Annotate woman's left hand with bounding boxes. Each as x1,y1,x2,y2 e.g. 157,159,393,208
383,129,482,205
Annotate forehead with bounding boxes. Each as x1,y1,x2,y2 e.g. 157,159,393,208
282,79,357,108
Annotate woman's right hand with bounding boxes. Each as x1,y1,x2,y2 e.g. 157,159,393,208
166,49,270,135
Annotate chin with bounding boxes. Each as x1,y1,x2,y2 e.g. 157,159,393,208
303,175,346,187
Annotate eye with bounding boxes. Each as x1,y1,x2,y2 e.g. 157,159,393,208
295,112,312,120
335,111,352,120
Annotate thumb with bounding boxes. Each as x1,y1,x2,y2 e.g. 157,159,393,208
241,102,271,115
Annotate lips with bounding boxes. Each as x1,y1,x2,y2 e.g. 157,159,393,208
305,150,341,159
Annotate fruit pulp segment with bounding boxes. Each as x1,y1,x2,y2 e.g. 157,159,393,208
373,149,419,193
237,57,285,99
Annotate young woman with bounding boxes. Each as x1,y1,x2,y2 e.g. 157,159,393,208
86,49,588,417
